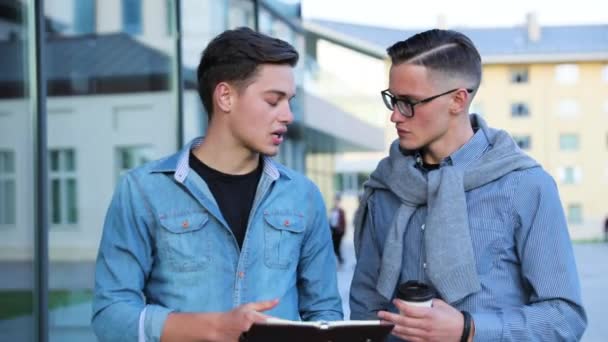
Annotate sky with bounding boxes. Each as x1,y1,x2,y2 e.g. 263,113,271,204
301,0,608,29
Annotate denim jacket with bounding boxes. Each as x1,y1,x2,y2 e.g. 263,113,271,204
92,138,343,342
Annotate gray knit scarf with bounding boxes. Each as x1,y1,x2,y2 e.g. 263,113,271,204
353,114,538,303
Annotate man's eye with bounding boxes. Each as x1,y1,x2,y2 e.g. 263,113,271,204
267,101,278,106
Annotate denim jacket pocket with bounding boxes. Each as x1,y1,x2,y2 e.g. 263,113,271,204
263,213,305,269
158,211,211,272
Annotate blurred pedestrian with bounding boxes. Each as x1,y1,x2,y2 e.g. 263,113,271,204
604,216,608,242
329,194,346,265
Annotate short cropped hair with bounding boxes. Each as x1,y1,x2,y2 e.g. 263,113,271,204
387,29,482,89
196,27,299,119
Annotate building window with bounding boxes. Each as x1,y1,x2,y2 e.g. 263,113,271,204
511,102,530,117
567,203,583,224
558,166,582,185
165,0,173,35
0,150,16,225
555,64,579,84
49,149,78,225
115,146,155,182
122,0,142,35
74,0,96,34
512,135,531,150
557,99,580,118
510,67,529,83
559,134,579,151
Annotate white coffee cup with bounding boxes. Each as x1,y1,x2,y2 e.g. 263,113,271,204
396,281,435,309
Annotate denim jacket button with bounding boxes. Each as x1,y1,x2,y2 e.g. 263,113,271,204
284,220,290,227
182,220,189,229
238,272,245,278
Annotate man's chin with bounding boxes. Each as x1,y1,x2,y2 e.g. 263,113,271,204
261,145,280,157
398,139,419,151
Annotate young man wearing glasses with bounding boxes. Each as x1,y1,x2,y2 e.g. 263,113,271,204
92,28,342,342
350,29,586,341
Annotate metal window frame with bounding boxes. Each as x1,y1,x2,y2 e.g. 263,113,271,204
29,0,48,341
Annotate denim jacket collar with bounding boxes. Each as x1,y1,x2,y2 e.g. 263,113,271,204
148,137,288,182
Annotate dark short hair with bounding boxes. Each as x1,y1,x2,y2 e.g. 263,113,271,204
387,29,481,89
196,27,299,119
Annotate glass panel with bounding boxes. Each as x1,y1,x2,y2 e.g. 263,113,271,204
510,67,529,83
513,135,532,150
51,179,61,224
555,64,579,84
64,149,75,172
0,151,15,173
122,0,143,35
45,0,180,339
0,180,4,223
568,204,583,224
181,0,239,141
564,167,576,184
66,179,78,224
560,134,579,151
74,0,96,35
0,0,35,340
511,102,530,117
50,150,59,171
2,180,16,225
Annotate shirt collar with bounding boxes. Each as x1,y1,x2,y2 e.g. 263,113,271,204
414,127,490,171
150,137,284,183
449,127,491,169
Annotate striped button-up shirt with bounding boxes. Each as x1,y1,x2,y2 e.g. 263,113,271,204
350,129,587,341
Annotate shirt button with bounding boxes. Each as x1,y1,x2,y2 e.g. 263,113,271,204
238,272,245,278
182,220,189,229
284,220,290,227
423,262,427,269
421,224,425,230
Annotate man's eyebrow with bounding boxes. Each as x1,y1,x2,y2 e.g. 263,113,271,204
392,91,417,100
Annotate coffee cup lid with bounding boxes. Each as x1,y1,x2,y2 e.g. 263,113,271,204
396,281,435,302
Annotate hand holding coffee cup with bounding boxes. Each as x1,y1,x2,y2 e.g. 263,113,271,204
396,281,435,310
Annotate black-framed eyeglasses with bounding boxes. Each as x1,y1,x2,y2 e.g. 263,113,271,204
381,88,474,117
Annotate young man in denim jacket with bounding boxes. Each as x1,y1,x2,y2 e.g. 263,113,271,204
92,27,342,342
350,29,586,341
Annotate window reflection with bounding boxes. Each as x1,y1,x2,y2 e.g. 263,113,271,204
0,1,35,341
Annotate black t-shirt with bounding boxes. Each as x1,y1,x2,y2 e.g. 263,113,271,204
189,152,263,249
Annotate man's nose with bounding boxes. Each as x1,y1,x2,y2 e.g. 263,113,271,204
281,104,295,124
390,107,404,123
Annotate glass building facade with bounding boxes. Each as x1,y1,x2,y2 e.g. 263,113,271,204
0,0,384,341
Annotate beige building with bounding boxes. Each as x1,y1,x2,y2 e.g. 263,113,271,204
304,15,608,239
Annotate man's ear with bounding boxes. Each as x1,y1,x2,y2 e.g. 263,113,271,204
214,82,233,113
449,88,470,114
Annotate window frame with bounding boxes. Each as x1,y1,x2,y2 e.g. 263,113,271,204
49,148,79,227
0,150,17,226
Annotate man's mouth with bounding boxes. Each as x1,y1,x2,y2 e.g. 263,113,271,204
271,130,286,144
